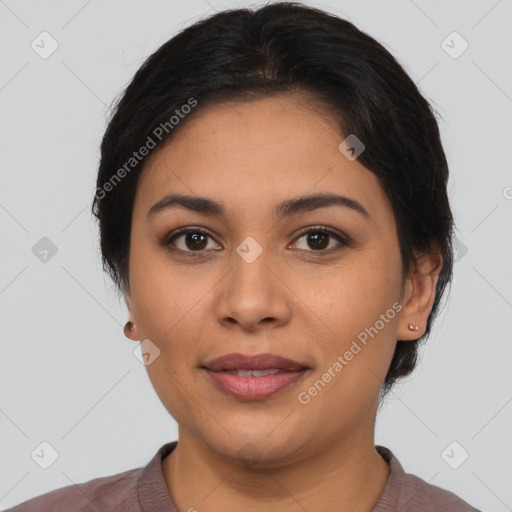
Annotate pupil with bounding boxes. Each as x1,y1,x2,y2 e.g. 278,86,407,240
309,232,328,250
187,233,207,250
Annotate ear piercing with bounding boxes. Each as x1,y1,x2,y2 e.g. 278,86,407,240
408,323,419,331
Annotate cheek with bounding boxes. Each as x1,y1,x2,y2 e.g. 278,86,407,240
298,253,402,399
129,241,197,345
297,251,401,333
297,261,400,409
129,254,208,422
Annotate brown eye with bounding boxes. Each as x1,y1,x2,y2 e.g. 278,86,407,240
163,228,221,254
305,232,329,250
182,232,208,250
292,227,349,254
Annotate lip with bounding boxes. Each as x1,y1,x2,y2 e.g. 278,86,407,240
202,352,308,371
201,353,310,401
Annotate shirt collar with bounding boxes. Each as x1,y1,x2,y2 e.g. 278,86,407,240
138,441,179,512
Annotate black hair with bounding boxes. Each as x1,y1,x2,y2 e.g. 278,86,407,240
92,1,454,400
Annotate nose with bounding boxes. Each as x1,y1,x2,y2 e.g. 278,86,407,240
214,248,292,333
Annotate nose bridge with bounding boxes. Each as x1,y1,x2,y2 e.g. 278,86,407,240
216,240,290,329
233,245,273,295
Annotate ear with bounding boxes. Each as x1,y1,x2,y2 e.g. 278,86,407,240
123,287,141,341
396,243,443,340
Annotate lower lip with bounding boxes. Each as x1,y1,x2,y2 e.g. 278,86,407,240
204,369,309,400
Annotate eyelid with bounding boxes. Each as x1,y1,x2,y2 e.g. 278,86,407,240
292,225,349,243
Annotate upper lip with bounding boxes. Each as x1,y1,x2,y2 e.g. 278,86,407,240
202,353,309,371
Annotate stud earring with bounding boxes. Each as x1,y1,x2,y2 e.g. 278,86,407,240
124,321,135,338
408,323,419,331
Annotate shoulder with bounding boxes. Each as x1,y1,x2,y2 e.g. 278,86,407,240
396,470,481,511
4,467,142,512
375,445,482,512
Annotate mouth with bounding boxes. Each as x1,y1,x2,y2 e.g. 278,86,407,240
200,352,310,400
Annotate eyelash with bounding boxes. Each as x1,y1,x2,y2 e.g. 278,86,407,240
161,225,350,257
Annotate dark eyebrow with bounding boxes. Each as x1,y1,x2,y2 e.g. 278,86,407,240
274,193,370,220
147,193,370,221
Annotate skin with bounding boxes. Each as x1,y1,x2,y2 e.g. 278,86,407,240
124,93,442,511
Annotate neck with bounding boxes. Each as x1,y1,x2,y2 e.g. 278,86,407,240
162,427,390,512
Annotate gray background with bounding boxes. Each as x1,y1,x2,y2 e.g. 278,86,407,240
1,0,511,510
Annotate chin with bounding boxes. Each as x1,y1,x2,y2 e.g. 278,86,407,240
204,428,309,468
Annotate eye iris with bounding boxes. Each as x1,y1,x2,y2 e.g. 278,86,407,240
186,232,208,250
308,232,329,250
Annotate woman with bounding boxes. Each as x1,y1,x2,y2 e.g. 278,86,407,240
7,2,481,511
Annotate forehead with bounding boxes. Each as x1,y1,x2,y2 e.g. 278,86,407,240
134,94,389,221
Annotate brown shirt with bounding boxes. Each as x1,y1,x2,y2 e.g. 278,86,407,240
5,442,481,511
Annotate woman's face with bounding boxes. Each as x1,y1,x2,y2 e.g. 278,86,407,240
125,94,429,464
